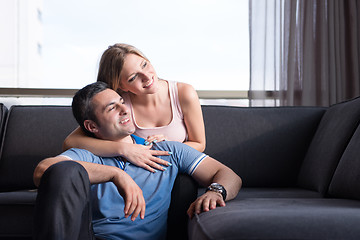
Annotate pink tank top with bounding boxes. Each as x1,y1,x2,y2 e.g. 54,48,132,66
123,81,188,142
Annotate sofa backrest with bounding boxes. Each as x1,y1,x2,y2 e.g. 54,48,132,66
0,106,78,192
202,105,325,187
297,96,360,195
0,104,8,150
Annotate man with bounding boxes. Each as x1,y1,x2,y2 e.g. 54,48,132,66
33,82,242,240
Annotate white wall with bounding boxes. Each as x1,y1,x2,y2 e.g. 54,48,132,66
0,0,43,88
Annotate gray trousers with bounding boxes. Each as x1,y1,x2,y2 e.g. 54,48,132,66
34,161,96,240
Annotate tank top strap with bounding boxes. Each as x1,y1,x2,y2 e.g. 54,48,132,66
168,81,184,120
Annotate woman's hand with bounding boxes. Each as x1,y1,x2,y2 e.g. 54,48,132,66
144,134,167,145
121,142,171,173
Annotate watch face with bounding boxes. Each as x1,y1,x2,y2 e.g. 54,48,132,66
210,183,223,192
211,183,221,188
207,183,227,201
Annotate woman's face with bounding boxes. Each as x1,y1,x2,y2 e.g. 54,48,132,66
119,53,159,95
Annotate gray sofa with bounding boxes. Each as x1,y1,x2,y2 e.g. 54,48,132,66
1,96,360,239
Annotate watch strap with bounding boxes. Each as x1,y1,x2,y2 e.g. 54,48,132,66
206,183,227,201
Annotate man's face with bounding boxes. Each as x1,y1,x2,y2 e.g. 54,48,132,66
89,89,135,141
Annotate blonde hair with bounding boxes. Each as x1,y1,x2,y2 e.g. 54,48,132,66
97,43,149,92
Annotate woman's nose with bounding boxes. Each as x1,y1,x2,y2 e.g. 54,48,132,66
141,72,152,81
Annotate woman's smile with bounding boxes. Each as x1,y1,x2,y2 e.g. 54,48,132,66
144,78,154,88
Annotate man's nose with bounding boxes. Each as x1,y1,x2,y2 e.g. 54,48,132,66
119,104,129,115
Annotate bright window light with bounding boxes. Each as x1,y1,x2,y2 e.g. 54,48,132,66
1,0,249,91
42,0,249,90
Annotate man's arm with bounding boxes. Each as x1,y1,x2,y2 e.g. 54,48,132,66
187,156,242,219
33,156,146,221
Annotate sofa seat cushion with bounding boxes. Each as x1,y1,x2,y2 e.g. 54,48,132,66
0,189,37,204
235,187,322,199
0,190,37,239
188,198,360,240
198,187,322,199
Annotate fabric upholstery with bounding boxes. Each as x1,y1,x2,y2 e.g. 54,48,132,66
297,96,360,195
0,104,8,150
233,187,322,199
188,198,360,240
0,204,34,239
167,174,198,240
328,123,360,200
0,190,36,238
202,105,325,187
198,187,322,199
0,106,78,191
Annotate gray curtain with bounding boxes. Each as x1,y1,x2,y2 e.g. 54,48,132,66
249,0,360,107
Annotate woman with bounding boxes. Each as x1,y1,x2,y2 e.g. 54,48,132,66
64,43,206,172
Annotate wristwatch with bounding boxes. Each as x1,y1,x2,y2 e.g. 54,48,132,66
206,183,227,201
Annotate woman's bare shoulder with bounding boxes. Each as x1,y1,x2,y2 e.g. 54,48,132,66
175,81,200,111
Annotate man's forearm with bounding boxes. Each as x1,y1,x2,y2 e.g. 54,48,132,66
187,157,242,219
210,167,242,201
33,156,120,187
192,156,242,201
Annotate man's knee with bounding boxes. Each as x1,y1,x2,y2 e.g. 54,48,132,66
40,161,90,193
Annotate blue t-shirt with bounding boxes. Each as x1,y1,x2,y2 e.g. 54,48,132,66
60,136,207,240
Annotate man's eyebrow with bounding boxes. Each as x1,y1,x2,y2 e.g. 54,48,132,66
102,102,115,111
103,97,123,111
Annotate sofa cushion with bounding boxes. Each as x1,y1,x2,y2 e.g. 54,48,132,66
188,198,360,240
297,96,360,195
0,106,78,191
198,187,322,199
0,190,36,239
234,187,322,199
202,105,325,187
328,123,360,200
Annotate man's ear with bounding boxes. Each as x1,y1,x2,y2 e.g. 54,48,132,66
84,120,99,134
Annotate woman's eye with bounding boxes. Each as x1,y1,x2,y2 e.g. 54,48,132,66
128,74,137,82
142,61,147,68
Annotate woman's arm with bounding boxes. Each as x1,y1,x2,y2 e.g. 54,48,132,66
63,127,123,156
63,127,171,172
177,82,206,152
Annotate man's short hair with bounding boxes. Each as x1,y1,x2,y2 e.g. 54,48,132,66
72,81,109,136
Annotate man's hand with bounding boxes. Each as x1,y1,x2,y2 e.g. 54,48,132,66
111,169,146,221
187,191,226,219
122,143,171,173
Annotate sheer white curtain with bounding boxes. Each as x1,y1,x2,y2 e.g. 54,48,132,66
249,0,360,107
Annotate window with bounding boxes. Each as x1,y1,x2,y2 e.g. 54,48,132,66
0,0,249,91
